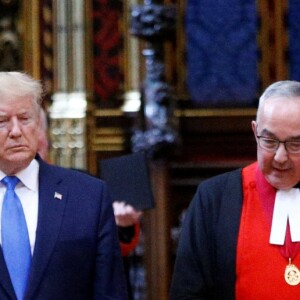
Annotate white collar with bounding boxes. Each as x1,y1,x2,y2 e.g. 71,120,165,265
270,188,300,245
0,159,39,192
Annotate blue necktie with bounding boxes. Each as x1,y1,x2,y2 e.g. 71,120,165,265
1,176,31,300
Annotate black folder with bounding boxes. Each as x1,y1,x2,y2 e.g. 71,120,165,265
99,152,155,211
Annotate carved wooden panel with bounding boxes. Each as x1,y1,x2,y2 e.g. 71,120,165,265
0,0,22,71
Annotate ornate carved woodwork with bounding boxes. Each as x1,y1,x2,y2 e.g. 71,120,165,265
130,1,178,160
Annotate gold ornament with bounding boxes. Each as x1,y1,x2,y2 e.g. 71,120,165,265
285,259,300,286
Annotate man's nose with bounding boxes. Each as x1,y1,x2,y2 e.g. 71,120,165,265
9,118,22,136
274,142,288,162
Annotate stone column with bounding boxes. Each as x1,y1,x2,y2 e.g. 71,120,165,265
49,0,87,170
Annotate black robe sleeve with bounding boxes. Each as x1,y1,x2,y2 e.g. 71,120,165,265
170,168,244,300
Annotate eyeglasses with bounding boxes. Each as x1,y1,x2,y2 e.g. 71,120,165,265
256,136,300,154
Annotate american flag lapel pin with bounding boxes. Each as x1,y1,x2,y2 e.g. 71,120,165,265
54,192,63,200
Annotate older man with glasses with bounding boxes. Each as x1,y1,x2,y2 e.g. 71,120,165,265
170,80,300,299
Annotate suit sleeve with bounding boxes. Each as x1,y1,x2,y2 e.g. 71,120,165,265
93,182,128,299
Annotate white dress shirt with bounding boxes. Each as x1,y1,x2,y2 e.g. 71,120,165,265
0,159,39,255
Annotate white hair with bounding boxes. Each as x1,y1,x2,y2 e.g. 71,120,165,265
0,72,44,109
256,80,300,120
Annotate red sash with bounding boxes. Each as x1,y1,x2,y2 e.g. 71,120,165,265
236,162,300,299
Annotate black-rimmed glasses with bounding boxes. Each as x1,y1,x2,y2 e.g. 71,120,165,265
256,135,300,154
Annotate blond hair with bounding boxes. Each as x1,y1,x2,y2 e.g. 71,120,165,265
0,72,44,110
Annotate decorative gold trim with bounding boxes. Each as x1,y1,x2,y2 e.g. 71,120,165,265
93,128,124,135
92,137,125,145
123,0,142,92
84,0,94,96
22,0,41,79
93,108,257,118
175,108,257,118
90,145,125,152
93,109,124,117
175,0,187,97
257,0,288,89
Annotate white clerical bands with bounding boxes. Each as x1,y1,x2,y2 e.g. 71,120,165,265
270,188,300,245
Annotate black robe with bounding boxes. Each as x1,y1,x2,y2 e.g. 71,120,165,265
170,168,244,299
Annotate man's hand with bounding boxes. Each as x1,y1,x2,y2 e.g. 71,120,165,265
113,201,143,227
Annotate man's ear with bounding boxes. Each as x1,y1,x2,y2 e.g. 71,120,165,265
251,120,257,141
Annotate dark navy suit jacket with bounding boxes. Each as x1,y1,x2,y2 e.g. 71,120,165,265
0,157,128,299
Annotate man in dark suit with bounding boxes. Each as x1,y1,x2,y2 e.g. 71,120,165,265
0,72,127,299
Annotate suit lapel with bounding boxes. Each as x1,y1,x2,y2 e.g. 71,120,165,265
25,160,68,299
